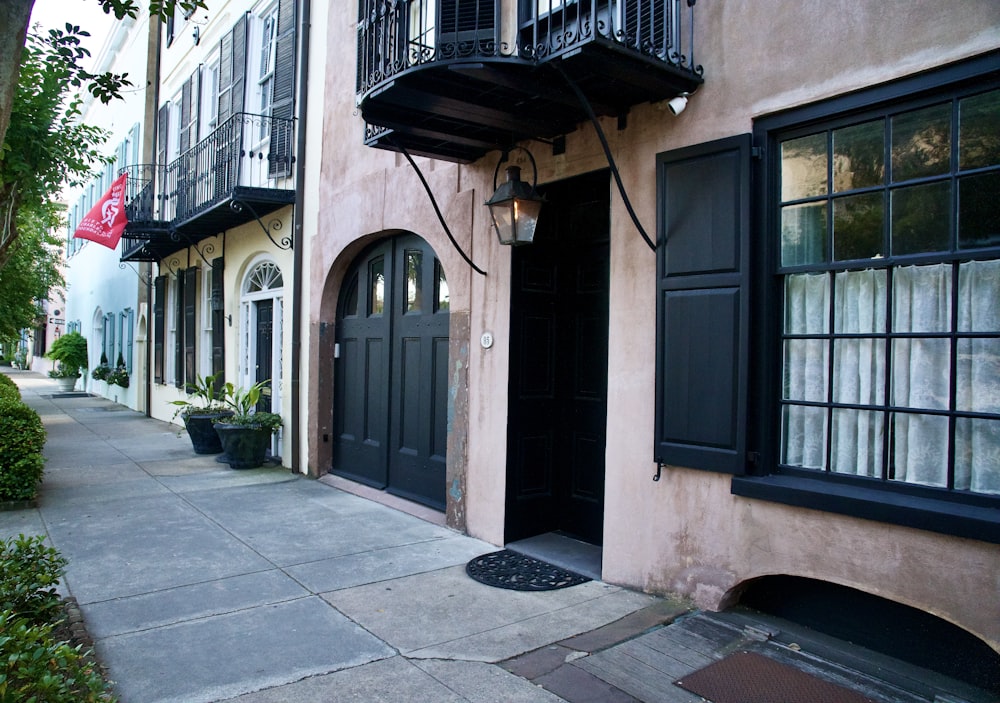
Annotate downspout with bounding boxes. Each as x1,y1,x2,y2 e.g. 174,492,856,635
290,0,309,473
144,10,162,417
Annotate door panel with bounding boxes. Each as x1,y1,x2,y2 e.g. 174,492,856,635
507,170,610,545
333,235,448,508
255,299,273,412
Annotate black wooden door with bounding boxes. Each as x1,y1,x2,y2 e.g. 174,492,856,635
506,170,610,545
255,299,273,412
333,235,449,510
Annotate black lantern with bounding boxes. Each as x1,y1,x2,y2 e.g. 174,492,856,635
485,150,545,246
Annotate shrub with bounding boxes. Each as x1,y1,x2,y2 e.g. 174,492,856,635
0,612,115,702
0,535,65,625
0,398,46,502
0,375,19,403
45,332,88,378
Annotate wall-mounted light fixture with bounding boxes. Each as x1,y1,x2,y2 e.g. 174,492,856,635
667,92,691,116
485,147,545,246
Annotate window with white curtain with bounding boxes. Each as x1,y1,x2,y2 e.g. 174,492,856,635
776,87,1000,497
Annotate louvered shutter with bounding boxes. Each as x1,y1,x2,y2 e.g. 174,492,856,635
210,257,225,387
217,14,248,124
156,103,169,167
175,272,185,388
269,0,296,178
153,275,166,384
439,0,495,43
184,267,198,389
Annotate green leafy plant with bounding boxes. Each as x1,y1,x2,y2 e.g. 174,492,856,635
218,380,282,433
0,535,66,625
0,612,114,702
169,372,231,419
0,398,46,502
44,332,88,379
107,366,129,388
91,352,110,381
0,374,19,403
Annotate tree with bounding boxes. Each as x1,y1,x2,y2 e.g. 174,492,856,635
0,0,207,178
0,27,111,269
0,201,63,347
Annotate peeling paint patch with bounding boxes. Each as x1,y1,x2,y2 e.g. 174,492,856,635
449,477,463,502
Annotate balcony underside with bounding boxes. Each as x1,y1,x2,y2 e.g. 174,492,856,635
121,187,295,262
361,43,702,163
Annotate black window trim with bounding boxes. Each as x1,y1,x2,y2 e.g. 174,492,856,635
737,50,1000,545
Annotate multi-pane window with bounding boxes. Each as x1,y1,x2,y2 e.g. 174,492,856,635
777,88,1000,496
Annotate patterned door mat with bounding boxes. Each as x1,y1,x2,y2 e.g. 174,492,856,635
674,650,876,703
466,550,591,591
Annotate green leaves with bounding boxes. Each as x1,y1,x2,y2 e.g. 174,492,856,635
0,401,46,502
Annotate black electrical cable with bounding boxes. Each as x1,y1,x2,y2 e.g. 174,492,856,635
391,138,488,276
553,64,657,252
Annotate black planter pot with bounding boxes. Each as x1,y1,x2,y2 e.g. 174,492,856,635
214,423,272,469
183,412,234,454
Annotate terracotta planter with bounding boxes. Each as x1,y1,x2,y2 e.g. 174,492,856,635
213,422,272,469
183,412,234,454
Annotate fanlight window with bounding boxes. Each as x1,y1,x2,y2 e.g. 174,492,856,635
245,261,284,293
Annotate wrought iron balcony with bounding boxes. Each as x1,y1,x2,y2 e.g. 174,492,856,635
357,0,703,163
120,112,296,263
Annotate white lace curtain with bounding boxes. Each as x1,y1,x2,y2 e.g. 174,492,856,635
782,260,1000,495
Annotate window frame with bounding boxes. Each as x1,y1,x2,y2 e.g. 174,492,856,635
734,51,1000,544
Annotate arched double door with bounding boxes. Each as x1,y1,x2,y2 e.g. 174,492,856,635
332,234,450,510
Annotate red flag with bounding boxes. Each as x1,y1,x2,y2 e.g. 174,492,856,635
73,172,128,250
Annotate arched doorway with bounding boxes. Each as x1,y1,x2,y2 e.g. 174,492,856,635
240,259,284,418
331,233,450,510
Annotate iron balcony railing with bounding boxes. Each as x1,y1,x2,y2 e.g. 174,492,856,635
121,163,166,225
356,0,699,99
163,112,295,225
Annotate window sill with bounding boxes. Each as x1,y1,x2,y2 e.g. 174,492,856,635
731,475,1000,545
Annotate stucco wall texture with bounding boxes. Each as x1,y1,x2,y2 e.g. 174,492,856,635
306,1,1000,652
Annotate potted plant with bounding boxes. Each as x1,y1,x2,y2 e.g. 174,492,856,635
108,352,129,388
91,352,111,382
213,380,282,469
169,372,233,454
45,331,88,392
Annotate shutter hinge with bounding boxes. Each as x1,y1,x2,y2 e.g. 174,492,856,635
746,451,761,468
751,146,765,160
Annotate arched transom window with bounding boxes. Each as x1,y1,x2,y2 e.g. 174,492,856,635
244,261,283,294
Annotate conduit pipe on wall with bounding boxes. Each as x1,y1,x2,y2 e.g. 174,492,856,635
289,0,310,473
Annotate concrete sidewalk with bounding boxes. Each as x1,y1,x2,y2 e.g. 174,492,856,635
1,369,994,703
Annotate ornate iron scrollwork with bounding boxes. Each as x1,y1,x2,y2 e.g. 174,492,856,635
230,198,292,250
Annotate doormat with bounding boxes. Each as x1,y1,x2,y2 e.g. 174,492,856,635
466,550,591,591
674,651,876,703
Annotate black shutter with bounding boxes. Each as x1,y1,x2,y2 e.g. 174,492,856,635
174,271,185,388
184,267,198,388
231,14,247,116
654,134,751,473
217,14,247,125
153,275,166,384
210,257,225,386
157,103,169,167
269,0,296,177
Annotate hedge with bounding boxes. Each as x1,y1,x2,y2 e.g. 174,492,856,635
0,398,46,502
0,375,18,403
